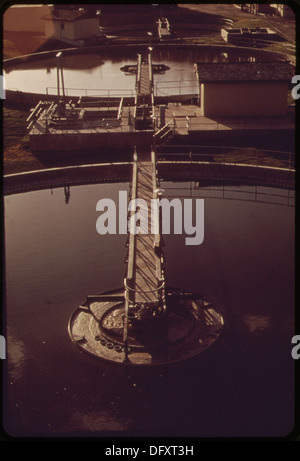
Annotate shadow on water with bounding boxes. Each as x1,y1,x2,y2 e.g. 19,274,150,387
3,179,294,438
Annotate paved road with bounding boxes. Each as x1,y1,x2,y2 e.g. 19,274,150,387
178,3,295,43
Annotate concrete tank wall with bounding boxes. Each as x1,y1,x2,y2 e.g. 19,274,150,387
29,130,155,152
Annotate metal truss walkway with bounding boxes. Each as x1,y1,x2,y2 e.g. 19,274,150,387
123,149,166,346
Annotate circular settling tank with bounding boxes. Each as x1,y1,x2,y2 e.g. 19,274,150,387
4,180,295,437
4,46,285,97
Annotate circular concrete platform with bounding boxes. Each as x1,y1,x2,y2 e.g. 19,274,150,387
68,288,224,366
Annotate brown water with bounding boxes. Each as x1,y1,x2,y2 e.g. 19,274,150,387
3,181,295,438
4,47,281,97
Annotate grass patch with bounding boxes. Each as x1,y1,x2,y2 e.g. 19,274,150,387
3,107,29,150
232,17,270,29
3,31,49,58
3,145,46,175
3,107,45,175
218,149,291,168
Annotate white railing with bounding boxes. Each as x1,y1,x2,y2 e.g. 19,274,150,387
161,182,295,207
156,145,295,171
183,116,294,132
155,80,198,96
45,87,134,98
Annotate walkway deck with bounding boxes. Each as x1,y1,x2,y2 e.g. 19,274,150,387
124,149,166,343
133,158,160,304
136,53,153,97
155,104,294,137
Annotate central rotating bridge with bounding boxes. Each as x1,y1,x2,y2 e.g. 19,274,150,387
68,52,224,366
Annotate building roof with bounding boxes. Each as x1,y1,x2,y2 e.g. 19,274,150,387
194,62,294,83
43,8,96,22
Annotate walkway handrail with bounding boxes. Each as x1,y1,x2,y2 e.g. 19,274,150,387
155,80,197,96
160,180,294,207
123,147,138,345
157,144,294,157
154,120,174,139
156,145,295,170
148,52,153,94
181,116,294,133
151,149,166,306
126,148,138,283
136,54,142,93
46,87,134,98
124,280,165,295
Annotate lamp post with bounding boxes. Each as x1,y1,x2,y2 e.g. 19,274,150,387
148,47,153,94
56,52,65,99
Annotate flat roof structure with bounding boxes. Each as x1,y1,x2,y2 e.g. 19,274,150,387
194,61,294,83
194,61,294,117
42,8,96,22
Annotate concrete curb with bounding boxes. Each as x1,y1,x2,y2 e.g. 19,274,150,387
4,161,295,196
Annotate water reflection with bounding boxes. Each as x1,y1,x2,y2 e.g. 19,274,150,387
6,333,27,381
242,314,271,334
4,48,282,95
70,410,131,433
64,186,71,204
3,181,294,437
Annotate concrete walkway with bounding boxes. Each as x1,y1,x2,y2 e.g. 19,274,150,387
159,104,294,136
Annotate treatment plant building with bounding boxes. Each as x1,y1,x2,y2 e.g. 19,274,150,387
194,61,294,117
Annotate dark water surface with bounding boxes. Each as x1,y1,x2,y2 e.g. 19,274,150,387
3,181,295,438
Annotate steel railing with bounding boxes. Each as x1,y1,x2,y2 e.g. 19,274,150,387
46,87,134,98
160,182,295,207
169,115,294,136
156,145,295,171
155,80,198,96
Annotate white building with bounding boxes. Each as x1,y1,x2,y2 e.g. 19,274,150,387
194,61,293,117
270,4,295,18
43,8,100,43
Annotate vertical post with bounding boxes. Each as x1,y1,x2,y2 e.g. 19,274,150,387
60,67,65,98
159,105,165,128
148,47,153,94
56,66,60,97
56,52,63,98
45,106,48,133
